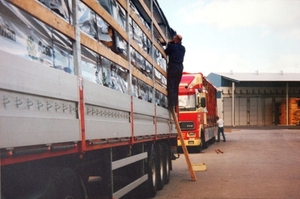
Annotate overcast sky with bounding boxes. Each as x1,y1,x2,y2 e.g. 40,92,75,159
158,0,300,76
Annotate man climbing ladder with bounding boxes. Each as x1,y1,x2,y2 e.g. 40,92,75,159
165,33,195,180
165,34,185,110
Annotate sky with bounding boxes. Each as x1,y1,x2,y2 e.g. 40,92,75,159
158,0,300,76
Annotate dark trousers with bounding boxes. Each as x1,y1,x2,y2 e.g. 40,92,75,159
167,64,183,108
218,127,226,141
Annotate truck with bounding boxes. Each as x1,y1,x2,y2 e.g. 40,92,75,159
0,0,178,198
178,72,218,152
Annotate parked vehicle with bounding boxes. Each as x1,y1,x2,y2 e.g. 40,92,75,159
178,72,218,152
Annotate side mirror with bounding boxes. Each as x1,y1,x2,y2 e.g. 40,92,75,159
200,97,206,108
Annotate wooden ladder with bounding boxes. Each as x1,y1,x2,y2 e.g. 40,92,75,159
171,109,197,181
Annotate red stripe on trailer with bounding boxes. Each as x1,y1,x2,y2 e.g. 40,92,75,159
1,147,78,166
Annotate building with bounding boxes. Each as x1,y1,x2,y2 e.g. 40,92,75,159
207,71,300,127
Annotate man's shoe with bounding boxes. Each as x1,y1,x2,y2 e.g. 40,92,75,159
223,140,226,142
216,140,220,142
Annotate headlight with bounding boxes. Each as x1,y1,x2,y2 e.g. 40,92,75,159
187,132,196,137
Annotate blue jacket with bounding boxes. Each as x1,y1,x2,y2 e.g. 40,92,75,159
165,42,185,63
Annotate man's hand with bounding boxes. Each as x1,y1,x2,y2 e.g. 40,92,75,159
160,41,167,46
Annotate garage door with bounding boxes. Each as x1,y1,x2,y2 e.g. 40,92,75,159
249,97,264,126
234,97,247,126
223,96,267,126
223,97,232,125
264,98,273,125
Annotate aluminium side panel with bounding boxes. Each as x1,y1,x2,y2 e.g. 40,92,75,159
132,97,155,137
156,106,171,135
0,50,80,148
84,80,131,139
204,126,218,142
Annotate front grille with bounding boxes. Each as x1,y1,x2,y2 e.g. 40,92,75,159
179,121,194,130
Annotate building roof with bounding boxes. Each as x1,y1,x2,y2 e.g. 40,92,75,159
209,72,300,83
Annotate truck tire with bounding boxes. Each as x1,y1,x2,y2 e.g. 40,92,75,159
155,143,164,191
190,142,202,153
143,144,157,198
37,168,86,199
161,142,171,184
2,167,86,199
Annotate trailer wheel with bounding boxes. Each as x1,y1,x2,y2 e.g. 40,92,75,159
161,143,171,184
195,143,202,153
43,168,86,199
2,167,86,199
155,144,164,191
143,144,157,198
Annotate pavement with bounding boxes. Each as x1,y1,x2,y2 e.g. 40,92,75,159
152,128,300,199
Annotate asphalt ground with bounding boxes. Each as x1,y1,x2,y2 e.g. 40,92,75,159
153,128,300,199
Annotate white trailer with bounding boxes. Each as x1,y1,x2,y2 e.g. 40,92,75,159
0,0,178,198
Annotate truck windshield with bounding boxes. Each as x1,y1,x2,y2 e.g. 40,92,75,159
179,95,196,111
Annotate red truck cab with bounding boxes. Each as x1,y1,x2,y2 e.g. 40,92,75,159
178,72,218,152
